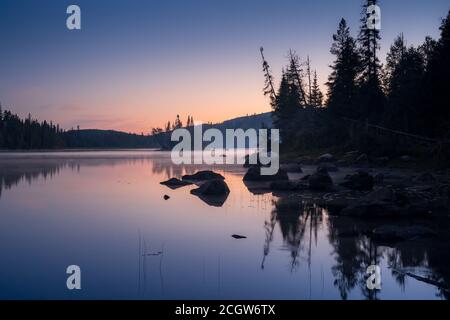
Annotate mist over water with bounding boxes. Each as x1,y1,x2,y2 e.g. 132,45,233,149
0,151,446,300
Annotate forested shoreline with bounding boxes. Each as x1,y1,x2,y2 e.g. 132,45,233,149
262,1,450,159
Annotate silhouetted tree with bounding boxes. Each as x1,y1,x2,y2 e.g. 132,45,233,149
309,71,323,108
356,0,385,122
327,18,360,117
423,10,450,137
385,35,425,132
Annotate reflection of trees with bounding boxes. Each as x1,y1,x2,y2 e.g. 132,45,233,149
0,161,70,200
262,197,324,272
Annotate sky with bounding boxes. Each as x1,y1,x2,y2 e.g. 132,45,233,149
0,0,448,134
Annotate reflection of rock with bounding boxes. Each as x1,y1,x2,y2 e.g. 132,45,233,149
243,180,272,195
340,187,435,217
308,167,333,191
160,178,192,189
243,166,288,182
182,170,225,181
372,225,436,242
190,179,230,207
340,171,374,191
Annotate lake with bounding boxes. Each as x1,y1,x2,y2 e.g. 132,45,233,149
0,151,447,300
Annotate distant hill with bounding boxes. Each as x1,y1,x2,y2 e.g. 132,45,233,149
63,129,159,149
155,112,274,150
62,112,272,149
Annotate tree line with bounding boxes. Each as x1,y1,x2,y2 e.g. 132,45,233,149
264,0,450,153
0,106,65,149
151,114,197,135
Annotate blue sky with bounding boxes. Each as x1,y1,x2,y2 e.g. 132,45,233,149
0,0,448,132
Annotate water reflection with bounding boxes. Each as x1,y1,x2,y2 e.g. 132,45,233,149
0,152,448,299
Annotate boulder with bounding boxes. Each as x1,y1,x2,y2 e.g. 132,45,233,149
163,195,170,200
190,179,230,196
317,153,335,163
190,179,230,207
232,234,247,239
340,171,374,191
243,166,288,182
308,167,333,191
160,178,193,189
182,170,225,181
372,225,436,242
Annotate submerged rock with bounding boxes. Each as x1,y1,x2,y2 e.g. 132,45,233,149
182,170,225,181
243,166,288,182
160,178,193,189
372,225,437,242
340,171,374,191
308,167,333,191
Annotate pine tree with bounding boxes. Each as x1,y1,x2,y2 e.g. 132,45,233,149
310,71,323,108
356,0,385,122
165,121,171,132
326,18,360,117
424,10,450,137
385,35,425,132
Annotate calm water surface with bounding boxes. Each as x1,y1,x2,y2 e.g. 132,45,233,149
0,151,447,299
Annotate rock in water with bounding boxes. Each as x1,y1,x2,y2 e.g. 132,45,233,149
317,153,335,163
243,166,288,182
190,179,230,207
232,234,247,239
182,170,225,181
340,171,374,191
163,195,170,200
308,167,333,191
160,178,193,189
191,179,230,196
